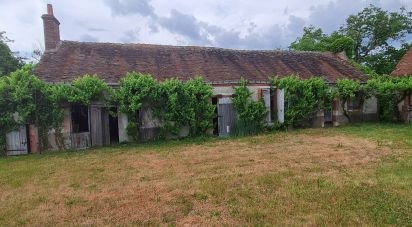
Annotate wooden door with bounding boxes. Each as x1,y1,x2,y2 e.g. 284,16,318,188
218,102,236,137
6,127,28,155
324,109,333,123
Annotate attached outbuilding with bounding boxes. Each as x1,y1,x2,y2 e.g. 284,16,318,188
391,47,412,122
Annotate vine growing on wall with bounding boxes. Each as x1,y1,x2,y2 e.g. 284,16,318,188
0,65,62,152
271,76,334,127
184,77,215,137
51,74,112,106
366,75,412,122
114,73,215,140
335,78,368,122
232,78,268,135
113,72,158,141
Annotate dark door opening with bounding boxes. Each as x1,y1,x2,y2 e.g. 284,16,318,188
72,105,89,133
324,109,333,127
109,107,119,144
212,97,219,135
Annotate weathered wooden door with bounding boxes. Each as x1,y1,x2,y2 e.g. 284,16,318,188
218,98,237,136
324,109,333,123
6,127,28,155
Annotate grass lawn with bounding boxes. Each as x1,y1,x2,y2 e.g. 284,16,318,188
0,124,411,226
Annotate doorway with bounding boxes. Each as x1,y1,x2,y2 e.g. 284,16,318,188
324,109,333,127
212,97,219,135
217,97,237,137
108,107,119,144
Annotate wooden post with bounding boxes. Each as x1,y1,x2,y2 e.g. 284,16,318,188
28,125,39,153
403,96,410,123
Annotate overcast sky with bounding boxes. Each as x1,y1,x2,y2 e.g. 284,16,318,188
1,0,411,58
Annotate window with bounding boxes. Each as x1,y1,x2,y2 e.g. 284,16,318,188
348,93,362,111
71,105,89,133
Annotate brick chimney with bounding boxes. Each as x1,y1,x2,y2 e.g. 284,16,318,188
41,4,60,50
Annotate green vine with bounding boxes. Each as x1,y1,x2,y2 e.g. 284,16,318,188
271,76,334,127
114,73,215,140
0,65,62,153
232,78,268,135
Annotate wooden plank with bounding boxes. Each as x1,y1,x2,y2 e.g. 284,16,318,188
28,125,39,153
71,132,90,149
218,102,236,137
6,126,28,155
101,109,110,146
90,106,102,146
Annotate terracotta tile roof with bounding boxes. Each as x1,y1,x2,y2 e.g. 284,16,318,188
391,48,412,76
35,41,366,84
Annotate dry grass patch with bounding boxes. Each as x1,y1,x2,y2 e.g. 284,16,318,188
0,126,411,226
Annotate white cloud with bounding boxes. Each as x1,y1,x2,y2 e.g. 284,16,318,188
0,0,410,56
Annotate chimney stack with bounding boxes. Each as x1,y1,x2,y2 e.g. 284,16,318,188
42,4,60,50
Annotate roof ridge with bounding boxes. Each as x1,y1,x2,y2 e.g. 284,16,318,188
59,40,335,55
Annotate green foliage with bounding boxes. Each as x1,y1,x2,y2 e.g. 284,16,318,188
115,73,215,140
126,116,139,142
339,5,412,74
367,75,412,122
114,72,158,141
51,75,111,106
232,79,268,135
114,72,157,114
335,79,367,122
271,76,334,127
0,32,23,77
183,77,215,137
156,78,191,136
363,43,412,75
0,65,62,152
290,5,412,74
289,26,354,58
0,68,115,153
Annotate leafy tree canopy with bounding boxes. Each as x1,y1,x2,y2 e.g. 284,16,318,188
0,32,23,77
290,5,412,75
289,26,355,58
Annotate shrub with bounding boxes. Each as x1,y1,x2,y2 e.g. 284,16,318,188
232,78,268,135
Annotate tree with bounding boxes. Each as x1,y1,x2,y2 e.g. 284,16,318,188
0,32,23,76
289,26,355,58
290,5,412,74
340,5,412,74
363,43,412,75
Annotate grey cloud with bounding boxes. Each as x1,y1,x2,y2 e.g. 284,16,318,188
100,0,412,50
158,10,211,45
104,0,155,17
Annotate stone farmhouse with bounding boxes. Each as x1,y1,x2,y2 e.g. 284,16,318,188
5,4,379,154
